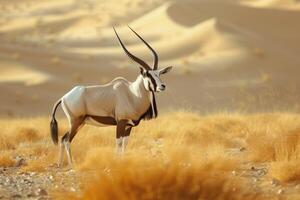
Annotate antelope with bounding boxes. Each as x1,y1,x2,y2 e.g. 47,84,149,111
50,26,172,167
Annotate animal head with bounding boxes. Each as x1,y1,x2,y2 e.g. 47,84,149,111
140,66,172,92
114,26,172,92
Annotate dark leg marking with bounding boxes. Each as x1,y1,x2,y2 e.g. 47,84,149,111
123,126,132,137
59,116,85,167
60,117,85,143
69,116,85,142
61,132,69,142
116,120,127,139
132,119,141,126
87,115,117,126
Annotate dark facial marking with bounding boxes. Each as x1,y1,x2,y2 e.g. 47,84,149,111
146,71,157,91
140,68,146,76
148,82,152,92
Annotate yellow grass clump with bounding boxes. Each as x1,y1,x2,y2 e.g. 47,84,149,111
1,111,300,198
0,154,15,167
79,153,255,200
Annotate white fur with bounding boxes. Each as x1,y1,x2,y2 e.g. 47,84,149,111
116,138,123,153
58,142,64,167
64,141,73,166
122,136,129,153
61,75,151,123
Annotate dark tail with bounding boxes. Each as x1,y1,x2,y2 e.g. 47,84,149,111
50,100,61,145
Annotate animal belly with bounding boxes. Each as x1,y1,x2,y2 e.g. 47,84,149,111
85,115,117,127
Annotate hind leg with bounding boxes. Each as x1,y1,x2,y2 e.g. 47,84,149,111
58,101,85,167
58,116,85,167
58,138,65,168
58,132,69,167
64,135,73,167
60,117,85,167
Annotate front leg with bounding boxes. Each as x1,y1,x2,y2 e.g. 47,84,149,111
122,126,132,153
116,119,127,154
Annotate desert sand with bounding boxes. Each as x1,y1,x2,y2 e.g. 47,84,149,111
1,0,300,199
0,0,300,117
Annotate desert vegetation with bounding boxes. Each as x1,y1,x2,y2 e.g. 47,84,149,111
1,112,300,199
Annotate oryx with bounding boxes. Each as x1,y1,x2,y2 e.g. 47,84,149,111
50,26,172,167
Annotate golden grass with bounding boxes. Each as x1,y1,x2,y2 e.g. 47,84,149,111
270,161,300,182
80,155,255,200
1,111,300,198
0,154,15,167
20,160,45,172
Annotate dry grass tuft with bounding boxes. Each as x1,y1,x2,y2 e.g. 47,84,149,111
1,112,300,198
0,154,15,167
20,159,48,172
80,156,255,200
270,161,300,182
16,128,41,143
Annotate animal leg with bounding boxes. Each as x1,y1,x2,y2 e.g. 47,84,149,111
59,117,85,167
60,132,74,168
64,139,73,167
122,126,132,153
116,120,127,154
69,116,85,143
65,117,85,167
58,135,66,167
116,138,122,154
59,101,74,167
58,132,69,167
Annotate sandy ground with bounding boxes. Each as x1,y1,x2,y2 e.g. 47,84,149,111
0,0,300,117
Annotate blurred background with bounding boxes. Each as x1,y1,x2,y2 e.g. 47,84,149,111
1,0,300,117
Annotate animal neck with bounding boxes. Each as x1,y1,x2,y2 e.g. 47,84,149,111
130,75,157,120
131,75,149,98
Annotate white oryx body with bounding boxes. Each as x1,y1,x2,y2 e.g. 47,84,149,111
50,26,172,167
63,76,152,126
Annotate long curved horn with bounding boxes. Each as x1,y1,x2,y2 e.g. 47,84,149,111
113,27,151,70
128,26,158,70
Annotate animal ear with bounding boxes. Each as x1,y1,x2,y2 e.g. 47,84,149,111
159,66,172,75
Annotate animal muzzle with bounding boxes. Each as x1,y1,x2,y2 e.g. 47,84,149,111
157,84,166,92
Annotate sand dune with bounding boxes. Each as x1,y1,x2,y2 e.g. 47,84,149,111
96,1,300,73
240,0,300,9
0,0,300,116
0,60,50,86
